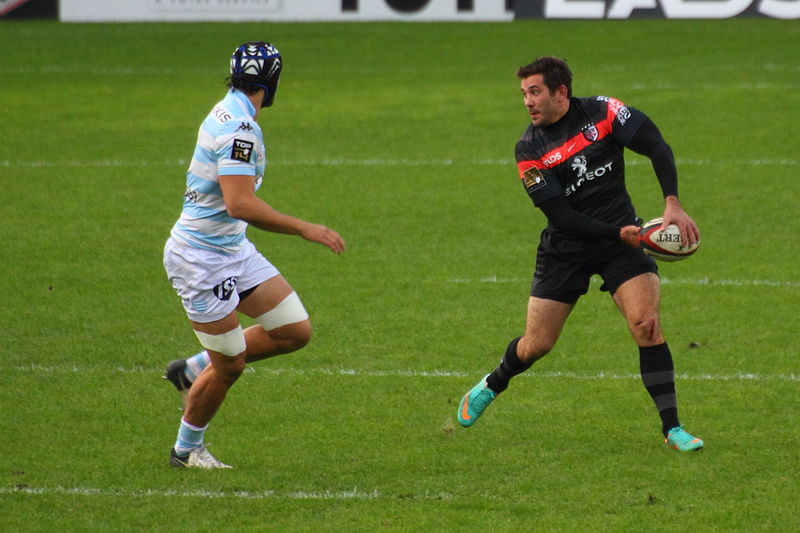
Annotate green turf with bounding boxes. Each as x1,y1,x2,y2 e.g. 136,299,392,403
1,19,798,532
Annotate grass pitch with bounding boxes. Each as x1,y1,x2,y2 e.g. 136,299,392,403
1,19,798,532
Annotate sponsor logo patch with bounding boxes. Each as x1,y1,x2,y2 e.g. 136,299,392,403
565,161,614,196
231,139,254,163
212,277,237,301
617,106,631,125
522,166,547,191
571,155,588,177
596,95,625,116
212,105,231,123
542,152,562,167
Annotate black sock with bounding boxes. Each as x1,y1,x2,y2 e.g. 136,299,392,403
486,337,532,394
639,343,680,435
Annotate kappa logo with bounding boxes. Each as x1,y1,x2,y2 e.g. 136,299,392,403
231,139,254,163
571,155,588,177
236,122,254,132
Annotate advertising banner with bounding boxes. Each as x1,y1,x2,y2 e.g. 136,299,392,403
1,0,29,16
59,0,799,21
60,0,515,22
514,0,799,19
2,0,57,17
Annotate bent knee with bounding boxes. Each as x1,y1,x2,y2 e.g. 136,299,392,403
288,324,312,351
216,357,246,385
630,316,663,344
271,319,312,351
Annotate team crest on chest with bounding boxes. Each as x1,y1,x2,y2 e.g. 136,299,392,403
582,124,599,142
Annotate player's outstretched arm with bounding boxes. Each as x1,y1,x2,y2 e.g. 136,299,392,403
298,223,346,254
220,174,346,254
624,118,698,248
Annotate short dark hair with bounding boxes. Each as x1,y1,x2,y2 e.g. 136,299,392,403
225,76,261,95
516,56,572,98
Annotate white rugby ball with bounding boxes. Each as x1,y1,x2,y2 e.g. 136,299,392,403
639,217,699,262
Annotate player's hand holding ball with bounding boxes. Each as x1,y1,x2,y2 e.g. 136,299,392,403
619,225,642,249
639,217,700,261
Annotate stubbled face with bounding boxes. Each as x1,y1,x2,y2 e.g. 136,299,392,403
520,74,569,127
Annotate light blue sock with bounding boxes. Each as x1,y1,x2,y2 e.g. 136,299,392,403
174,418,207,455
184,351,211,382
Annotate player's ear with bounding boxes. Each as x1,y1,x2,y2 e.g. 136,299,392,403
556,84,569,101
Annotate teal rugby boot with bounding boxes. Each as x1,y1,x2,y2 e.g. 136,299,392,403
457,375,497,427
665,425,704,451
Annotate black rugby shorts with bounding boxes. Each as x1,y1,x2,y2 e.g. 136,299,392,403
531,239,658,304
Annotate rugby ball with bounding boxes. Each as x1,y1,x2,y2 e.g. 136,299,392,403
639,217,699,262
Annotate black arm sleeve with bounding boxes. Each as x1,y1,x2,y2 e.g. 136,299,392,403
625,117,678,198
538,195,621,241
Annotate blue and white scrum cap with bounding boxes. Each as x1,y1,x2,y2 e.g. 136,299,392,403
230,41,282,108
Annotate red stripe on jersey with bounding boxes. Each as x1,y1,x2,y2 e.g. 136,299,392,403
516,98,624,182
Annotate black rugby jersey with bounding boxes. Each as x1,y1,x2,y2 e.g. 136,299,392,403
515,96,648,242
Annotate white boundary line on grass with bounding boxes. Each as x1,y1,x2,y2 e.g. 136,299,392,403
0,485,452,501
448,276,800,288
242,368,800,383
2,158,799,168
5,64,800,73
7,364,799,382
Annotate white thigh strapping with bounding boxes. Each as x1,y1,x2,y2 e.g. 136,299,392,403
255,292,309,331
194,326,246,356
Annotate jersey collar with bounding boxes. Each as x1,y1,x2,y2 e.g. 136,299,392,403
229,88,257,119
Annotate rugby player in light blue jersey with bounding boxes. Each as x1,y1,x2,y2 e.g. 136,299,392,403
163,42,346,469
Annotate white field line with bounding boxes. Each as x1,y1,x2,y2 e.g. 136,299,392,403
2,64,799,76
2,158,798,169
447,276,800,288
1,67,798,92
628,82,800,90
6,364,798,383
0,485,452,501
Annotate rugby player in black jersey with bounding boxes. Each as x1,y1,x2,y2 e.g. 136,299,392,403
457,56,703,451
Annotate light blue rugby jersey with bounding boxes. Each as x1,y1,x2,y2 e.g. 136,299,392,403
171,89,266,255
